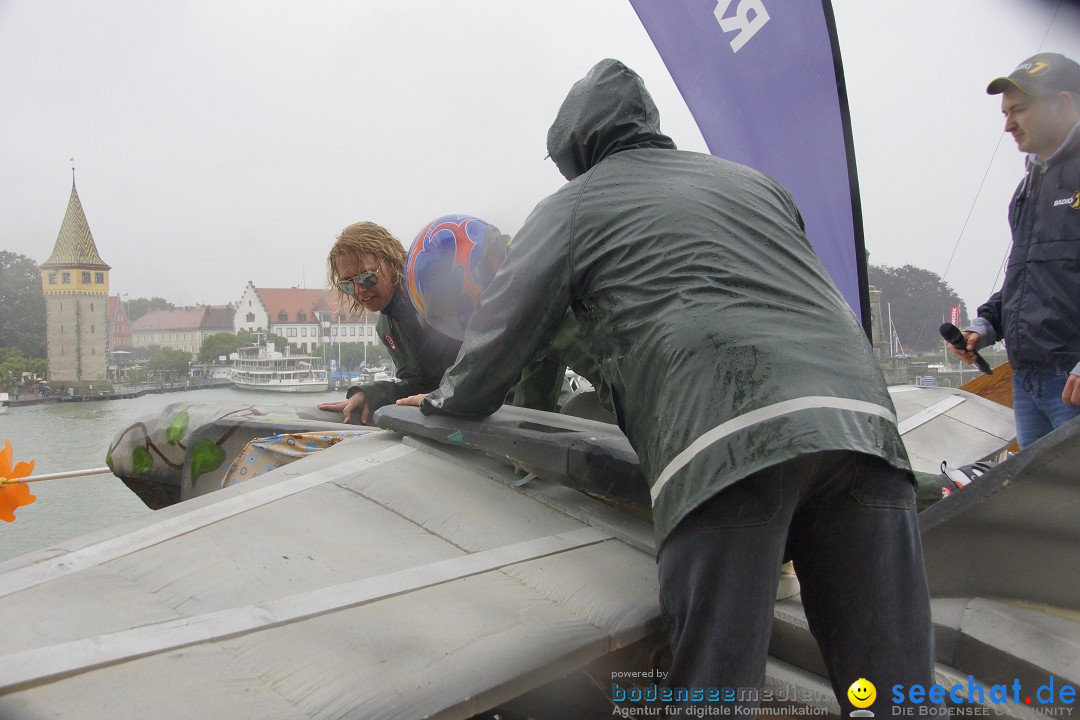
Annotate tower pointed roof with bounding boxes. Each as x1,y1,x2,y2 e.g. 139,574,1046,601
41,181,110,269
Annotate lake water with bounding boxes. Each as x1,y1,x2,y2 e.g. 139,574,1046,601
0,386,341,562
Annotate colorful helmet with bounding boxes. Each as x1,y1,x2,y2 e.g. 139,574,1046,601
405,214,509,340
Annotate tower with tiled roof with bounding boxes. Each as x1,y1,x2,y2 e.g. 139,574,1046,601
40,179,111,383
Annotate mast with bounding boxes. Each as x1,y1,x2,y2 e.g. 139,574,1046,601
888,304,895,358
887,303,904,357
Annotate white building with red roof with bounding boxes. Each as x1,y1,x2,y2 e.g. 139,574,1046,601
234,281,378,355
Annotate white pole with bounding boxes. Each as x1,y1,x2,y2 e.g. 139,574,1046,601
13,467,112,484
942,313,948,369
887,303,896,357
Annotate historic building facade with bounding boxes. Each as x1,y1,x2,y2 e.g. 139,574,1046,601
233,281,378,355
107,294,133,352
130,306,236,357
40,181,110,383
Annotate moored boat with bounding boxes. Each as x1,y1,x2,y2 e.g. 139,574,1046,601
229,343,329,393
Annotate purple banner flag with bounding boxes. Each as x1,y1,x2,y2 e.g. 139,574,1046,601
630,0,869,331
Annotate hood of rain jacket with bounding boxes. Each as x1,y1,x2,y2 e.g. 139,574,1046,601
547,59,677,181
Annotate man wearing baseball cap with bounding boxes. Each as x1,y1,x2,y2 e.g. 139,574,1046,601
949,52,1080,447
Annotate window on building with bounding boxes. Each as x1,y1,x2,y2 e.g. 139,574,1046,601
90,303,94,312
81,272,91,284
298,312,307,322
301,328,308,337
332,327,338,336
286,328,296,337
60,325,64,334
95,272,104,284
91,325,95,333
278,310,288,322
60,302,64,311
350,327,356,336
62,272,71,284
246,312,255,323
48,272,57,285
338,313,346,323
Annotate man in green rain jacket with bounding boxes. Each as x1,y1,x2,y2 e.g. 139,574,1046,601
418,59,935,714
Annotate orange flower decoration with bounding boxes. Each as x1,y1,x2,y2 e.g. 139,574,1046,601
0,439,36,522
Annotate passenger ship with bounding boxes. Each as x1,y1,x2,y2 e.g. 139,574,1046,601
229,343,329,393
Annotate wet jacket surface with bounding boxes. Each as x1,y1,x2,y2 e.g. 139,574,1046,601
421,59,909,545
347,287,461,415
512,309,613,413
972,123,1080,372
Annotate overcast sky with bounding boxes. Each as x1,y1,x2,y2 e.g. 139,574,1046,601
2,0,1079,328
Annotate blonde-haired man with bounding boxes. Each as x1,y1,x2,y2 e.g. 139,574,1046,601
318,221,460,424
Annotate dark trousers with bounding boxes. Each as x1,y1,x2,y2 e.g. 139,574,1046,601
657,450,936,715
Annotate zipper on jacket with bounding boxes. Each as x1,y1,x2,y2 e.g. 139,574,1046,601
1008,164,1044,364
1010,165,1041,231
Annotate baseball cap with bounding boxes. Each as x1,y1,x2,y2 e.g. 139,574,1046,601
987,53,1080,96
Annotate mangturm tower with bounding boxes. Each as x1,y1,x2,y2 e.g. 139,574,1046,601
40,177,111,385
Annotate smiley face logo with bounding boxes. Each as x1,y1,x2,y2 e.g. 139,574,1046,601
847,678,876,709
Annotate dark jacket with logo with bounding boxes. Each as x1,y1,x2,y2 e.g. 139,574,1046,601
972,123,1080,372
346,287,461,418
421,59,909,546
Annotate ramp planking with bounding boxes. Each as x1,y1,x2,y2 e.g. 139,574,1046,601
0,431,660,719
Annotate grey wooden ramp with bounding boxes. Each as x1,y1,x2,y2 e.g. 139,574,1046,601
0,432,660,719
0,392,1036,719
919,415,1080,612
929,597,1080,713
888,385,1015,474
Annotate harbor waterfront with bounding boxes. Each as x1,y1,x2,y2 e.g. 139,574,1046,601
0,385,339,562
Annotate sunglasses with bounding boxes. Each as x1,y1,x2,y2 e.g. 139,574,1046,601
336,266,382,295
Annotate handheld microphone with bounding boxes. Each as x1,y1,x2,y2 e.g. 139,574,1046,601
939,323,993,375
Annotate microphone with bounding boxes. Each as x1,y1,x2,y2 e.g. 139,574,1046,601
939,323,993,375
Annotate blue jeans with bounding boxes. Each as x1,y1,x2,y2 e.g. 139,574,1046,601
1012,366,1080,449
657,450,935,716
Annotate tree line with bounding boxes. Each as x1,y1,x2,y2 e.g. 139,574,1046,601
868,264,968,354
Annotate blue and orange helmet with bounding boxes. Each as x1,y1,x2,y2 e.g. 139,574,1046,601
405,214,509,340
